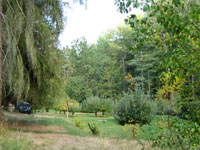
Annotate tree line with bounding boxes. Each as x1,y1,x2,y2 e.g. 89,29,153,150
0,0,199,123
0,0,87,119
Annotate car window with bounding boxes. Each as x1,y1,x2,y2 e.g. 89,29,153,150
20,102,30,106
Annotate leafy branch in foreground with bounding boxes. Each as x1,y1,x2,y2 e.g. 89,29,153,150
151,117,200,150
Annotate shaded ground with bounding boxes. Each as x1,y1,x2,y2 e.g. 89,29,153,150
3,112,66,133
6,122,66,133
3,111,56,119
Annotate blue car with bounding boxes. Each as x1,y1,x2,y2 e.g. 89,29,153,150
18,102,32,114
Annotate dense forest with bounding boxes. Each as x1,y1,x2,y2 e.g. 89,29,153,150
0,0,200,149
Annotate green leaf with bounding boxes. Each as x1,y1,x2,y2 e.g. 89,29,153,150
126,1,132,7
143,4,149,12
134,2,140,8
124,18,129,24
172,0,180,6
130,14,136,19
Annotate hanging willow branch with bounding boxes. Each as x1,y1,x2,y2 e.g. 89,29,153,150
2,0,65,101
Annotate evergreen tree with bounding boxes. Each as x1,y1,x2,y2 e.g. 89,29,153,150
128,44,160,99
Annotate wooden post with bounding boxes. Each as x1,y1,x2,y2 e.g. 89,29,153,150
0,0,2,121
66,99,69,120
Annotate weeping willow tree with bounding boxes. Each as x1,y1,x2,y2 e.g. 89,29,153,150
1,0,66,111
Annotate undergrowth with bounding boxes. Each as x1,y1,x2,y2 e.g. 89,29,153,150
0,121,34,150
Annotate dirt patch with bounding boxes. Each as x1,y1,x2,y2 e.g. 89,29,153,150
33,114,56,119
3,111,56,119
2,111,66,133
6,122,66,133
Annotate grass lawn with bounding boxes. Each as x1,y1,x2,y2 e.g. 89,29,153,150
2,110,177,141
72,113,133,139
3,110,191,150
2,110,199,150
3,111,90,136
68,113,173,140
34,111,173,140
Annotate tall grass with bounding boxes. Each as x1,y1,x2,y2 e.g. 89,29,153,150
0,122,34,150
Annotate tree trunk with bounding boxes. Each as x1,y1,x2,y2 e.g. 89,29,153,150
102,111,105,117
140,51,144,92
141,68,144,91
148,70,151,101
122,52,127,91
192,74,195,100
109,78,112,98
0,0,2,121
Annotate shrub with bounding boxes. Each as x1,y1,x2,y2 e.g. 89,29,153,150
0,122,34,150
151,117,200,150
98,98,113,116
68,105,81,117
53,98,67,114
82,96,100,116
156,99,180,116
122,123,139,139
156,99,167,115
68,99,81,117
88,123,100,136
73,117,86,130
179,101,200,122
114,90,155,125
82,96,113,116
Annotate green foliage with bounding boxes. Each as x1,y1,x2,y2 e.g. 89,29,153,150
156,73,185,101
122,123,140,139
68,105,81,115
82,96,100,114
156,96,181,116
0,122,34,150
0,136,33,150
2,0,66,108
151,117,200,150
179,101,200,123
114,90,155,125
116,0,200,102
75,113,134,139
68,100,81,116
155,99,168,115
53,97,80,113
73,117,86,130
88,122,100,136
127,44,160,95
54,98,67,112
82,96,113,116
65,26,135,101
98,98,113,116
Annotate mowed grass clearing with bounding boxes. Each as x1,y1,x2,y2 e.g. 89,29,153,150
1,111,154,150
30,111,170,140
3,110,172,141
2,110,186,150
